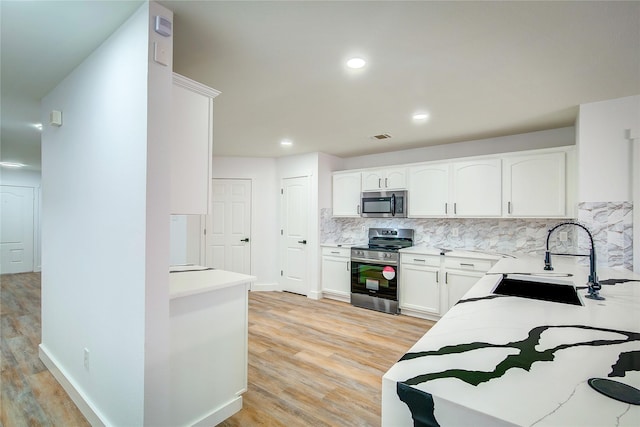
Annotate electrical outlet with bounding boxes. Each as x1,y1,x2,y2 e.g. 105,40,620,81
451,227,459,237
84,348,90,371
559,231,568,242
361,225,366,232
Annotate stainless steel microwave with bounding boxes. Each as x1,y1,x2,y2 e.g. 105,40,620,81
361,190,408,218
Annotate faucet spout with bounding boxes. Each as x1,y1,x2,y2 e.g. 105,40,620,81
544,221,603,300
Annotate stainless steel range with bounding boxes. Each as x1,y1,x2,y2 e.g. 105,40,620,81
350,228,414,314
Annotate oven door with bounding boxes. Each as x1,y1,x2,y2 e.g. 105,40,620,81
351,258,399,301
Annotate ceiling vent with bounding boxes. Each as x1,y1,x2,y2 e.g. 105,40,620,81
370,133,392,140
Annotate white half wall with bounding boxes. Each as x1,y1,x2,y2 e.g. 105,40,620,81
40,2,172,425
212,156,279,287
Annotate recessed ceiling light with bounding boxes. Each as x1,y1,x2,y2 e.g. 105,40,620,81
346,58,366,69
412,113,430,121
280,139,293,147
0,161,26,168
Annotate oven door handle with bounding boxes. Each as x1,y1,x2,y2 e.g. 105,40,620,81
351,257,398,266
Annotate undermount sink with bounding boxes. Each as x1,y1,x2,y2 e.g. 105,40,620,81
492,274,583,306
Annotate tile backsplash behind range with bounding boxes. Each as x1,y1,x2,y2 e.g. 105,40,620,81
321,202,632,269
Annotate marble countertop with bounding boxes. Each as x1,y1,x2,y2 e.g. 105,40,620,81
169,266,256,299
320,242,365,248
383,254,640,426
399,245,508,261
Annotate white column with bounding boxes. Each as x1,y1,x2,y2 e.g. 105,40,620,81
630,129,640,273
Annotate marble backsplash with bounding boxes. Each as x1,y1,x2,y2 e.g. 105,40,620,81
321,201,633,269
577,202,633,270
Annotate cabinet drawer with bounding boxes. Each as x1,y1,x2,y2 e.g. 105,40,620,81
444,257,494,272
401,254,441,267
322,247,351,258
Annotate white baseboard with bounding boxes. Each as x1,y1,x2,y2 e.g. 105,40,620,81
307,290,322,300
322,291,351,303
39,345,106,427
192,396,242,427
250,282,280,292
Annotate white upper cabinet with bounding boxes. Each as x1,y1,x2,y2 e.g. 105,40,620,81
451,159,502,217
332,171,361,217
361,167,407,191
170,74,220,215
503,151,566,217
408,163,450,216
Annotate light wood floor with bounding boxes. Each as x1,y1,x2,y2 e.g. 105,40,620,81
220,292,433,427
1,273,433,426
1,272,90,427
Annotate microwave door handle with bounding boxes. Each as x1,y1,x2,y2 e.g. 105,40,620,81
391,194,396,216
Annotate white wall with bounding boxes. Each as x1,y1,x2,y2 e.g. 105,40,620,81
40,2,172,425
212,156,279,287
342,126,574,170
576,95,639,202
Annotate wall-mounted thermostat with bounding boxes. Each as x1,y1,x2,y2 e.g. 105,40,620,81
155,16,172,37
50,110,62,127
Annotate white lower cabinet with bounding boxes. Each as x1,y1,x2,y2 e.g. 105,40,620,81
321,247,351,302
400,253,497,319
399,254,442,319
443,256,495,311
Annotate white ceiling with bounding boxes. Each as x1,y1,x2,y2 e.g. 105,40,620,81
2,1,639,170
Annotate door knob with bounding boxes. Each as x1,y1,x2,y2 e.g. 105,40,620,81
298,240,307,244
240,238,250,242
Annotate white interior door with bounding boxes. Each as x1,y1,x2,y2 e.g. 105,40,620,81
206,179,251,274
1,185,34,274
280,176,309,295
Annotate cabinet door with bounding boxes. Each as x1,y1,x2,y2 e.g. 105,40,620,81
332,172,361,217
504,152,566,217
384,167,407,190
400,264,440,315
170,74,219,215
444,269,483,312
361,170,384,191
452,159,502,217
408,163,450,216
321,256,351,300
171,84,212,214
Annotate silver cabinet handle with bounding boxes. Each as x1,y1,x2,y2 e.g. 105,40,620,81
413,258,426,262
445,203,448,214
508,201,512,214
445,272,448,284
436,271,439,283
460,263,475,267
378,178,382,188
454,203,457,215
357,204,360,214
347,263,350,271
330,251,340,254
385,177,388,188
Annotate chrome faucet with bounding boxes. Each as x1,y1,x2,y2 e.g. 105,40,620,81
544,221,604,300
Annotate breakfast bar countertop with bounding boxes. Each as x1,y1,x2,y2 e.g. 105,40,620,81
382,254,640,427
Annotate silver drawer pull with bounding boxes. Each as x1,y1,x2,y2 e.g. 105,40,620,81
330,251,340,254
436,271,439,283
460,263,475,267
413,258,426,262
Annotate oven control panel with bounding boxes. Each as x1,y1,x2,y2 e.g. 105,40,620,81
351,248,399,264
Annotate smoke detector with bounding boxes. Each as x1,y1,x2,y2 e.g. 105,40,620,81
370,133,392,140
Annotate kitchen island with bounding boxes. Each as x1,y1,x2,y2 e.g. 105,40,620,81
382,254,640,426
169,266,256,427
